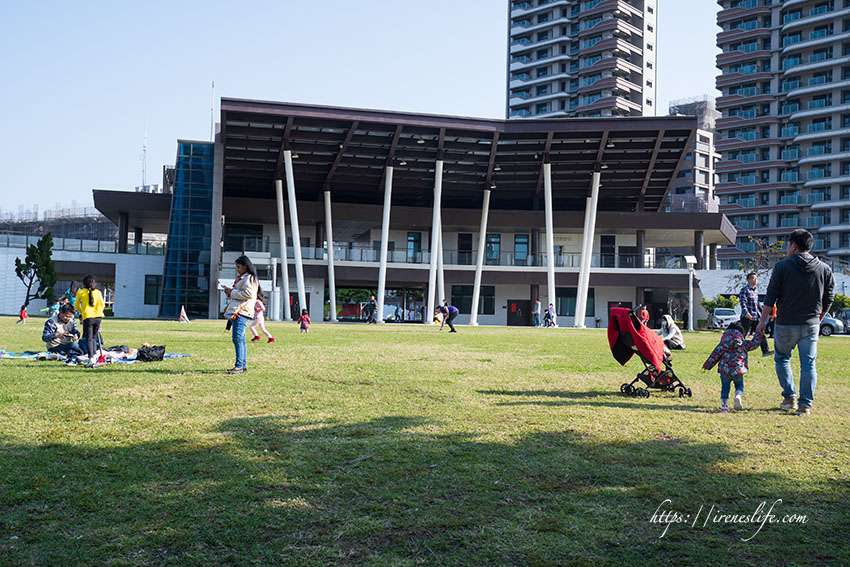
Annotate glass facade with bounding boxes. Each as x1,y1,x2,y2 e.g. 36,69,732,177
159,141,214,318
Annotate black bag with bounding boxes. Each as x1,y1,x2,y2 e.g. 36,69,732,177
137,345,166,362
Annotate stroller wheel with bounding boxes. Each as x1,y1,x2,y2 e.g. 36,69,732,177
678,387,685,398
620,383,629,393
643,389,651,398
686,388,692,398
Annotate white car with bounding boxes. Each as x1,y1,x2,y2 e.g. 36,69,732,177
708,307,738,329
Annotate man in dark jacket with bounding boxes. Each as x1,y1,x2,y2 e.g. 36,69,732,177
42,303,85,356
756,229,834,416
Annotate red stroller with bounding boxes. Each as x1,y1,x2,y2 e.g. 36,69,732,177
607,306,692,398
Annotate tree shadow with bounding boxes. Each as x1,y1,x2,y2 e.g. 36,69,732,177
0,416,846,566
478,389,707,412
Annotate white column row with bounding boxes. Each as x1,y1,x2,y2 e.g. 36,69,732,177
276,158,600,328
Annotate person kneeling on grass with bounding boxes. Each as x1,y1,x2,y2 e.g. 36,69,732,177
702,321,764,413
42,303,86,357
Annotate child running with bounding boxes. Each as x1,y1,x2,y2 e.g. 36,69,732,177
297,308,311,333
16,305,28,324
703,321,765,412
249,293,275,343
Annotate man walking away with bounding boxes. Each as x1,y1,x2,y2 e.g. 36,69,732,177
532,298,542,327
756,229,834,416
739,272,773,356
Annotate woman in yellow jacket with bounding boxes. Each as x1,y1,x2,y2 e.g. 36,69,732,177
75,274,105,365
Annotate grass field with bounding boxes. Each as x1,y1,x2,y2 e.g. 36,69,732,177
0,317,848,566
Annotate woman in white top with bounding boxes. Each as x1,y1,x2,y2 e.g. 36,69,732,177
658,314,685,350
223,255,259,374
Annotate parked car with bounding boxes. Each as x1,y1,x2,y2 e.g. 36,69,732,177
833,308,850,330
708,307,738,329
820,314,845,336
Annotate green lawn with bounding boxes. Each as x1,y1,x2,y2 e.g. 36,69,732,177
0,317,848,566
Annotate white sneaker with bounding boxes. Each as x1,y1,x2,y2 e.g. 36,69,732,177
734,391,743,411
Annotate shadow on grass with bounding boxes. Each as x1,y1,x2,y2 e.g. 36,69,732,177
479,389,708,412
0,416,847,566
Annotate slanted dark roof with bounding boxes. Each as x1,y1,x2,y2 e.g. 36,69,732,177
92,190,173,233
221,98,697,213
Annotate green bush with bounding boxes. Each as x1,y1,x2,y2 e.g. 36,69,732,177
700,294,739,313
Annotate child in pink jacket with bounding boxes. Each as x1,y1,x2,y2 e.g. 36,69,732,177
250,294,275,343
297,309,311,333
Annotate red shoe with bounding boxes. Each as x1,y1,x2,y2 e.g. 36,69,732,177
267,337,275,343
250,336,260,342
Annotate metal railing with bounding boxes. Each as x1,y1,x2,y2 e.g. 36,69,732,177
0,233,164,255
237,245,693,270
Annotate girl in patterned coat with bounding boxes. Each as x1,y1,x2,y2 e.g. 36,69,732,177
703,321,764,412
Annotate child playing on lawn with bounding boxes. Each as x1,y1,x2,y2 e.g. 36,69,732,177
298,309,310,333
703,321,764,412
16,305,28,324
249,292,275,343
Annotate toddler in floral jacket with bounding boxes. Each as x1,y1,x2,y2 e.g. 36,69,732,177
703,321,765,412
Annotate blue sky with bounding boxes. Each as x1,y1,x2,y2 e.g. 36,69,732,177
0,1,720,214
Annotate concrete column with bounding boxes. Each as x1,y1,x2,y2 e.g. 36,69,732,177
324,191,338,322
469,189,491,326
270,257,279,322
575,171,601,328
543,163,556,316
426,160,444,323
636,230,645,268
377,167,393,324
118,212,129,254
133,227,143,253
710,243,718,270
694,230,705,270
274,179,292,321
437,227,445,306
283,150,307,317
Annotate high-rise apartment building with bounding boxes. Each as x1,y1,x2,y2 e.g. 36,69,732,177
667,97,721,214
716,0,850,266
507,0,658,119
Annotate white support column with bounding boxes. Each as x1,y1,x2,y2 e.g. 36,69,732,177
574,196,593,326
574,171,601,328
283,150,307,317
426,160,444,323
437,226,445,306
274,179,292,321
543,163,556,320
376,167,393,324
324,190,338,322
469,189,491,326
270,257,279,322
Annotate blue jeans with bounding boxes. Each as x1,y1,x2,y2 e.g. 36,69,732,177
720,373,744,400
532,313,540,327
231,315,250,369
774,324,819,408
49,342,84,357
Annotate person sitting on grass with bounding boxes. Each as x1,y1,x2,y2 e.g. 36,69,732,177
42,303,85,357
702,321,764,413
658,315,685,350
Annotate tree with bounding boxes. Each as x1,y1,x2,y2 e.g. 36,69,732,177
700,294,739,313
14,233,57,308
831,293,850,312
727,236,786,291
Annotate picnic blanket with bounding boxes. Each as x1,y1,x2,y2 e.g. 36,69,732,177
0,349,191,364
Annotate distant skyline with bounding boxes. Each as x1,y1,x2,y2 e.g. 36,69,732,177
0,1,720,214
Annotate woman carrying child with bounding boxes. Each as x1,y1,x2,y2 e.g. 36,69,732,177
703,321,764,412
